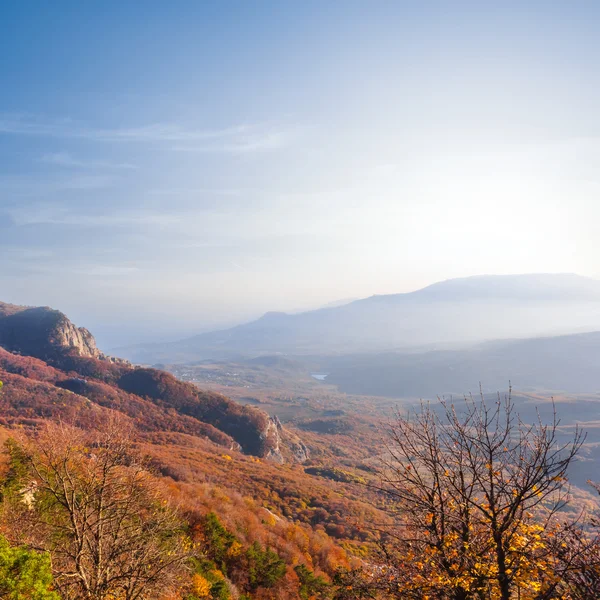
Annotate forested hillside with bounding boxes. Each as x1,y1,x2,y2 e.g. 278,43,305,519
0,303,385,598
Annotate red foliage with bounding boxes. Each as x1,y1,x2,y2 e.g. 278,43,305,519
118,368,275,455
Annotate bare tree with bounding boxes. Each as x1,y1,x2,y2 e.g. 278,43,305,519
550,482,600,600
2,418,190,600
547,522,600,600
377,389,584,600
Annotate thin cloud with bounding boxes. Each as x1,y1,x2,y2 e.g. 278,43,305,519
85,265,141,277
41,152,137,170
172,129,297,154
0,174,114,196
0,113,297,153
1,256,141,278
6,205,184,228
149,187,243,196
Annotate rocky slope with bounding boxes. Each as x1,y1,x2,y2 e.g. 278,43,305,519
0,301,308,463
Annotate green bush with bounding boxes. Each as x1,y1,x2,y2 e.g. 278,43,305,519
245,541,286,590
295,563,330,599
0,536,59,600
202,512,238,574
209,579,229,600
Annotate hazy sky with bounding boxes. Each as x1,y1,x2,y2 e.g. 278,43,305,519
2,1,600,348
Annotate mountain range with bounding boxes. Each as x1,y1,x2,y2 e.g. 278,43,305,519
116,273,600,364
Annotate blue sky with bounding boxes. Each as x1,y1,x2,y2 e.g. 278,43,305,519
2,1,600,347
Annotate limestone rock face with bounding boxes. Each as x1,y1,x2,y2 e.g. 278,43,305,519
262,417,285,464
287,436,311,463
0,301,121,363
263,415,310,464
49,320,101,358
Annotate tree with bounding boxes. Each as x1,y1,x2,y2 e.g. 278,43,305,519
244,541,286,591
331,568,380,600
550,482,600,600
0,535,59,600
200,512,239,574
2,419,190,600
377,389,584,600
548,522,600,600
294,563,330,599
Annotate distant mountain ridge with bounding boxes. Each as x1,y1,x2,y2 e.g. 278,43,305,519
116,273,600,364
378,272,600,302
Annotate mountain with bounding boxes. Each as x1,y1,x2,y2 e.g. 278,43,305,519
116,273,600,364
0,301,105,362
321,329,600,398
0,301,308,463
317,297,360,309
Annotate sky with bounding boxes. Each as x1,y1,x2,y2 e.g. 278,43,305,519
2,1,600,348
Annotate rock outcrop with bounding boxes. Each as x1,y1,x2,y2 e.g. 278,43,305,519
262,417,285,463
266,416,310,464
0,302,124,365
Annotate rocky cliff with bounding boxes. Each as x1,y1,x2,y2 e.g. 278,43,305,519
0,302,119,363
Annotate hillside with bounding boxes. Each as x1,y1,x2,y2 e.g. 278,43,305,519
0,300,400,598
116,273,600,363
0,301,306,462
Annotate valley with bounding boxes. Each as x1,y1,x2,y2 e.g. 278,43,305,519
163,354,600,491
